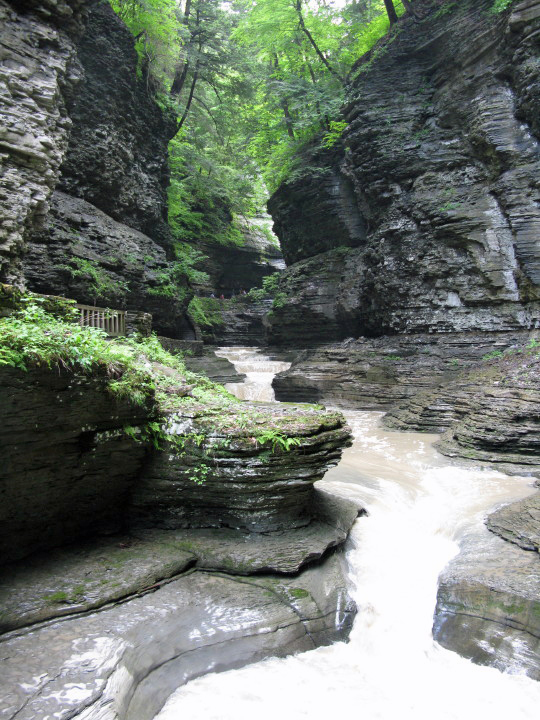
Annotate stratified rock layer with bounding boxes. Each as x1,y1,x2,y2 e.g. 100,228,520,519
434,520,540,681
487,492,540,553
130,403,351,533
272,331,532,410
57,0,175,249
0,365,152,564
0,551,355,720
19,0,192,336
385,346,540,473
0,0,84,285
267,0,540,344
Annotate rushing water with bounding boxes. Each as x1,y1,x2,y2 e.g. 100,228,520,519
155,348,540,720
214,346,290,401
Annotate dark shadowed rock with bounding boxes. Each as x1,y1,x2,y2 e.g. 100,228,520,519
57,0,175,249
19,0,193,336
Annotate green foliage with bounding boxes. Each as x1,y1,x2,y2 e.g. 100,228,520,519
272,292,287,310
489,0,515,13
322,120,348,148
187,296,225,328
147,262,191,300
58,257,128,302
109,0,182,89
256,429,302,453
245,272,281,302
483,349,504,361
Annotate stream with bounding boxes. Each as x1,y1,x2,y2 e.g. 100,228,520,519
156,347,540,720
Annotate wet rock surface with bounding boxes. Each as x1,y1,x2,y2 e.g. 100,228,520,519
0,490,361,633
487,491,540,553
433,520,540,681
267,0,540,345
0,550,355,720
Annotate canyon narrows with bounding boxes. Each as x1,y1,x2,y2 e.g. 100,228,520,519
1,0,539,718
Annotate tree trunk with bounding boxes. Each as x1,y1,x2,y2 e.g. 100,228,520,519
170,0,194,97
176,66,199,133
274,54,296,139
295,0,345,85
383,0,398,25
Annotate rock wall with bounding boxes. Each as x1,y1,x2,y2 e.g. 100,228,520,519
267,0,540,344
56,0,175,249
0,365,153,563
0,0,84,286
192,216,284,296
1,0,193,337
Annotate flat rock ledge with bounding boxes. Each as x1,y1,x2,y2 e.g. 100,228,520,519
272,332,533,410
1,546,356,720
486,491,540,554
0,490,361,633
433,522,540,681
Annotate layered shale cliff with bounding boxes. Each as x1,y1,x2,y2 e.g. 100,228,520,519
0,0,192,337
268,0,540,345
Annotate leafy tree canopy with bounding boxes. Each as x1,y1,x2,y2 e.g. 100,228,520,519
109,0,410,248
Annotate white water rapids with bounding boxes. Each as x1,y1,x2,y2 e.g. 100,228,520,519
155,348,540,720
214,346,291,401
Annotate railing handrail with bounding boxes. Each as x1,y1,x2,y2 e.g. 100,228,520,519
76,303,126,337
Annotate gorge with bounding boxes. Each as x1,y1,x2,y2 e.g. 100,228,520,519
1,0,539,718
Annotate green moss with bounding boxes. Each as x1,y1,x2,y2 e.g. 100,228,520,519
187,296,225,329
57,257,129,302
288,588,310,599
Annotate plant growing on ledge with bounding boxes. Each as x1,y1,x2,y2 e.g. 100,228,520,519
58,257,129,304
256,429,302,453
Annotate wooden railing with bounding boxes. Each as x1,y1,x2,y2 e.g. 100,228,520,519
76,304,126,336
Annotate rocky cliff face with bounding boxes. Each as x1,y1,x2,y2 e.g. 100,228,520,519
1,0,193,337
267,0,540,344
0,0,84,286
193,217,284,296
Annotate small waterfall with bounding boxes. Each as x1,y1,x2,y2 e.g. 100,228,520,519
214,346,290,402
